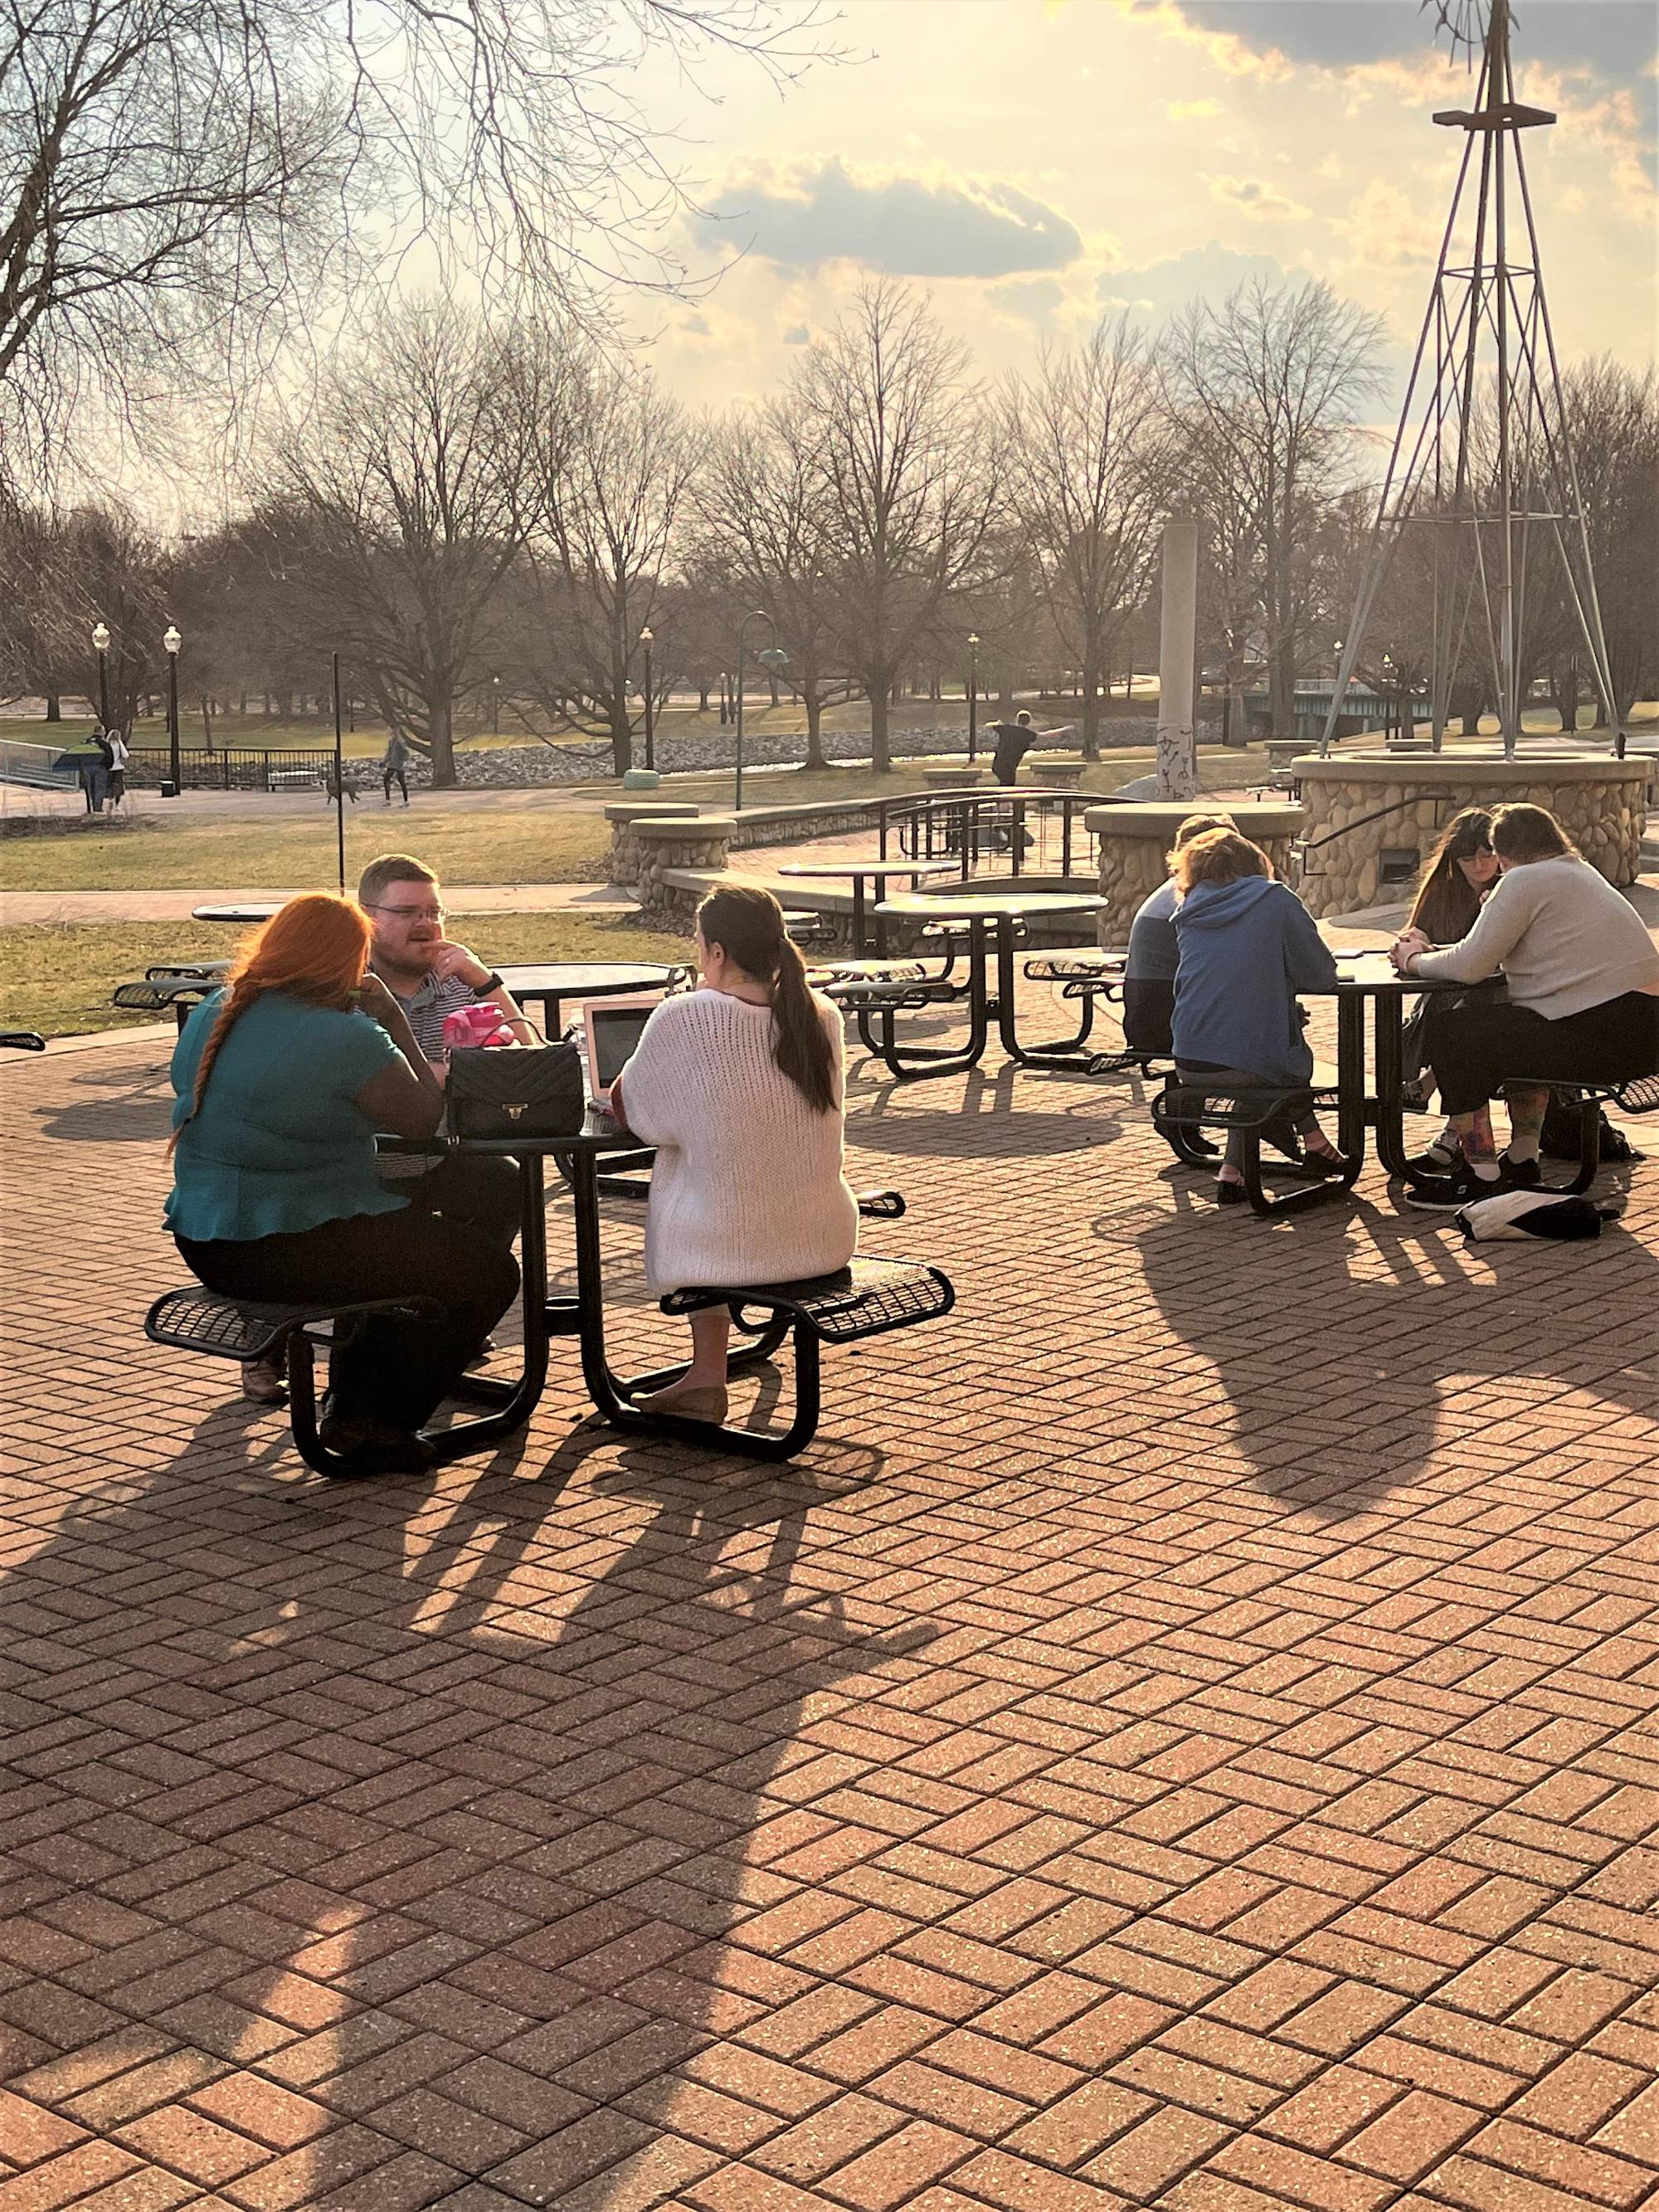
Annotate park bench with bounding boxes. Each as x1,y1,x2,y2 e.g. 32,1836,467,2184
111,966,227,1030
1151,1078,1355,1216
1497,1072,1659,1193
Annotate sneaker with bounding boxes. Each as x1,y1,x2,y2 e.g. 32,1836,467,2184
1404,1166,1509,1211
1500,1153,1542,1188
1405,1144,1461,1178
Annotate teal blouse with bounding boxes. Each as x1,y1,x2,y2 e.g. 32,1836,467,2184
165,989,408,1243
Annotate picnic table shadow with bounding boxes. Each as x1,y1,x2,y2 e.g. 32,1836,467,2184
0,1397,932,2206
1129,1172,1658,1516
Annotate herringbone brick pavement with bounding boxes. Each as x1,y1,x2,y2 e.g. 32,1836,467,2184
2,993,1656,2212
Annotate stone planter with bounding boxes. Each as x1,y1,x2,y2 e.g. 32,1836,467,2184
1292,751,1649,917
1083,801,1306,945
631,816,733,926
604,801,701,892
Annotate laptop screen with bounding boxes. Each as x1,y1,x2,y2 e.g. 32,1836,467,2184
588,1004,654,1090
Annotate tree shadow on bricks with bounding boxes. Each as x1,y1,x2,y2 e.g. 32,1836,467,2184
1132,1187,1659,1517
0,1391,937,2209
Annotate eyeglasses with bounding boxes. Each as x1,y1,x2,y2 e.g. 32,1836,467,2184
367,902,447,923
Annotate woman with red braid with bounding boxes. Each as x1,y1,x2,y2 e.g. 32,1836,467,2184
165,895,518,1472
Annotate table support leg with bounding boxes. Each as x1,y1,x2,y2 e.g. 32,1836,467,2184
1335,993,1370,1169
1372,996,1415,1179
863,921,989,1084
995,923,1101,1068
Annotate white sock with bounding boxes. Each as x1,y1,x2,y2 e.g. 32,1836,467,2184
1468,1157,1501,1182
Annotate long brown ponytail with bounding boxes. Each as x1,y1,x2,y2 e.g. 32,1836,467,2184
696,884,836,1113
169,895,372,1153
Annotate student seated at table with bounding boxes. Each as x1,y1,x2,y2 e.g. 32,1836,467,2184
610,884,859,1425
359,853,533,1247
1170,828,1350,1207
1391,803,1659,1208
1124,810,1237,1053
165,894,520,1471
1399,809,1498,1167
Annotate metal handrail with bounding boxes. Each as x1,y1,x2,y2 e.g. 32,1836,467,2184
1292,792,1453,875
875,790,1097,879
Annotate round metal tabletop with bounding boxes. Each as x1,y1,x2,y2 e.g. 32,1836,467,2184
875,889,1109,921
495,962,682,996
779,861,956,880
191,903,284,923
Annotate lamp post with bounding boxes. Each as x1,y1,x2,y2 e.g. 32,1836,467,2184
91,621,111,727
640,626,655,772
163,623,182,795
734,610,787,815
966,632,980,763
491,673,500,736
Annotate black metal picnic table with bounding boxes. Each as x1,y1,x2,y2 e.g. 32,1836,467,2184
776,860,954,957
868,887,1111,1081
494,961,688,1038
1310,953,1490,1181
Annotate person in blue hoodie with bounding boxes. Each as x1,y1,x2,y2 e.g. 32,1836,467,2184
1170,827,1349,1206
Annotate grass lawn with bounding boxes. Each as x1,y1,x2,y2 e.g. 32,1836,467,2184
1,806,612,894
3,914,688,1038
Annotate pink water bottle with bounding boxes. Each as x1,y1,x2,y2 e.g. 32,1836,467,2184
442,1003,512,1050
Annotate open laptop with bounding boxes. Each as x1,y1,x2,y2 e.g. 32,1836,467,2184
581,996,659,1113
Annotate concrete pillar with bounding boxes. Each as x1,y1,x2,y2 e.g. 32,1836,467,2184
1155,518,1199,801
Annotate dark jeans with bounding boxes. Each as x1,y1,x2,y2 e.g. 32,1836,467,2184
397,1150,522,1248
177,1206,519,1432
383,767,408,803
1122,977,1174,1056
1423,990,1659,1117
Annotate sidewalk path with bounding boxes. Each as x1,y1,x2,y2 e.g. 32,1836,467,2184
2,881,638,925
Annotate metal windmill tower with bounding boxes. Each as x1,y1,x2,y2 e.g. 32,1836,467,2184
1320,0,1623,759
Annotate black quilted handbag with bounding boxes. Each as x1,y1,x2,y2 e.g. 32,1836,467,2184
445,1042,586,1140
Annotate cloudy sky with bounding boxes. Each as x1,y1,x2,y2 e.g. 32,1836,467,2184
624,0,1657,411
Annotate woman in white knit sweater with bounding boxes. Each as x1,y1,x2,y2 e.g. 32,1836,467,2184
1391,804,1659,1208
611,884,859,1424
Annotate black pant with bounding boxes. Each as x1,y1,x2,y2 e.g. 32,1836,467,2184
397,1151,522,1248
1424,990,1659,1116
1122,977,1174,1056
177,1207,519,1431
383,767,408,803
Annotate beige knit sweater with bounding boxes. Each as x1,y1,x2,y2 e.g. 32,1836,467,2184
617,987,859,1294
1411,855,1659,1018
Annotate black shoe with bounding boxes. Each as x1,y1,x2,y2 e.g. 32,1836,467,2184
1163,1133,1220,1162
1294,1147,1353,1180
1404,1166,1509,1211
1215,1178,1248,1206
1405,1145,1461,1179
1501,1153,1542,1188
319,1394,436,1472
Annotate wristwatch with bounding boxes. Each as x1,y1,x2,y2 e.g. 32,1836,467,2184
473,972,504,998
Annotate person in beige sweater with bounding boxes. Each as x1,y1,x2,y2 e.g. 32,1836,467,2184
611,884,859,1425
1391,804,1659,1207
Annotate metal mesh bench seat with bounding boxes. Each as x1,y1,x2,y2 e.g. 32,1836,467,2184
112,977,218,1029
782,909,834,945
1494,1072,1659,1193
1024,948,1123,983
627,1234,954,1462
144,1287,440,1477
809,957,928,987
1152,1079,1354,1216
2,1030,46,1052
145,960,231,982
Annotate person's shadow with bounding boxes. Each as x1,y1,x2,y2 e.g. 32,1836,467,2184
0,1395,933,2207
1129,1169,1655,1515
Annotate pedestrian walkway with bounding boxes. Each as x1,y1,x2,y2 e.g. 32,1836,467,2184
1,881,639,925
2,988,1657,2212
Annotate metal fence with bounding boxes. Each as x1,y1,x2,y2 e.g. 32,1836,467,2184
0,737,78,791
127,747,338,792
876,792,1102,880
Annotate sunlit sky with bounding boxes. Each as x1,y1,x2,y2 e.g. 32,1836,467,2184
621,0,1658,412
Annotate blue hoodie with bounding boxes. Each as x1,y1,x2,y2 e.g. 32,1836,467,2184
1171,877,1337,1086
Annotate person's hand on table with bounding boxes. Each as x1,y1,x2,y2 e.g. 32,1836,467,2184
429,941,492,989
1391,927,1432,976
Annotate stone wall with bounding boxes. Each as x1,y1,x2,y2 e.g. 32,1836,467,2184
631,821,734,927
1084,802,1306,944
1293,753,1651,917
607,797,896,889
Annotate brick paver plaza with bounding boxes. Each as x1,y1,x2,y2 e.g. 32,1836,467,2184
2,998,1657,2212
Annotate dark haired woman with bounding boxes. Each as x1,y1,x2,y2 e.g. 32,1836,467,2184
611,884,858,1423
1392,804,1659,1208
166,894,519,1468
1399,808,1497,1162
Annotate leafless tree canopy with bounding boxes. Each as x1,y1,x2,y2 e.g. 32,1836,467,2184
0,0,836,470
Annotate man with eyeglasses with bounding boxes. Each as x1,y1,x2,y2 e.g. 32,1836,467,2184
358,852,531,1245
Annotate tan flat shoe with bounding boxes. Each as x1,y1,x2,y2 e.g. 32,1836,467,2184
633,1383,729,1425
241,1357,287,1406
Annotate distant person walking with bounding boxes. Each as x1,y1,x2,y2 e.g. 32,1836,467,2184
105,727,130,810
86,727,113,813
986,709,1073,788
382,732,410,806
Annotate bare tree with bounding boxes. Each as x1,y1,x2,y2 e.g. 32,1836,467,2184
1162,278,1386,740
795,280,1000,773
0,0,836,467
699,399,857,771
521,355,704,777
1550,358,1659,727
0,493,167,719
267,305,549,783
999,317,1169,756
